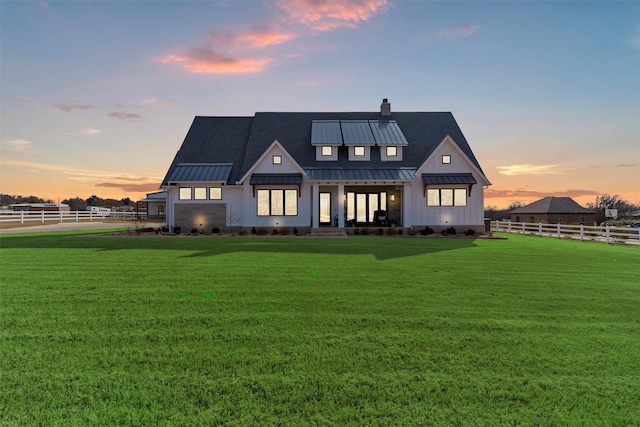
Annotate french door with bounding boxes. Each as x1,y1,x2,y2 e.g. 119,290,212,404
347,191,387,225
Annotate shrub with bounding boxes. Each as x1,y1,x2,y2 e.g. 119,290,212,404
173,226,181,234
251,227,257,235
256,228,268,236
360,228,371,235
385,227,397,236
419,226,434,236
446,227,457,235
190,228,199,234
161,226,169,233
407,227,419,236
238,229,247,236
293,228,299,235
279,228,291,235
465,229,476,236
271,229,279,235
354,228,360,235
212,227,220,234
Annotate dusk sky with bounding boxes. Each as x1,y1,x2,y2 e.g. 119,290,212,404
2,0,638,208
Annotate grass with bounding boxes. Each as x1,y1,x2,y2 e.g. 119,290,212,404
1,232,638,426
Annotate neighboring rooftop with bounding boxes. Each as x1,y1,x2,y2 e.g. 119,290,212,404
510,197,594,214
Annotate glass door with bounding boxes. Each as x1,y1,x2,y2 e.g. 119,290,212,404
319,192,331,225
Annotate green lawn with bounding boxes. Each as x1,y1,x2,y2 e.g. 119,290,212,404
1,232,638,426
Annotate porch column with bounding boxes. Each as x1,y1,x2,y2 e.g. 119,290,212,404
312,184,319,228
337,183,344,228
402,183,411,227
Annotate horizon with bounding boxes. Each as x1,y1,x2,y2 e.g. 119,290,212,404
2,1,639,209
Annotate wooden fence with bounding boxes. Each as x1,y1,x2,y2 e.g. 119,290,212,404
493,221,640,245
0,210,143,225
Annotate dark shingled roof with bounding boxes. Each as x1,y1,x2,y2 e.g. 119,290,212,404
162,111,485,186
510,197,594,214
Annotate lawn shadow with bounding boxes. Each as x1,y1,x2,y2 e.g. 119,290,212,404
0,233,479,261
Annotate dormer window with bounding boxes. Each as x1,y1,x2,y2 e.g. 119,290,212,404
321,146,332,156
273,155,282,165
354,146,365,156
386,146,397,157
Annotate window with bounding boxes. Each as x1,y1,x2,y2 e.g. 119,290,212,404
321,146,332,156
257,189,298,216
386,146,397,157
273,155,282,165
210,187,222,200
179,187,192,200
194,187,207,200
442,155,451,164
354,146,365,156
427,188,467,206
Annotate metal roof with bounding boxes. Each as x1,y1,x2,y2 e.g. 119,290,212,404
368,120,409,146
167,163,233,183
311,120,342,145
422,173,477,185
341,120,376,145
306,168,416,182
249,173,303,185
140,191,166,202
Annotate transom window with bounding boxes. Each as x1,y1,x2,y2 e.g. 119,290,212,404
179,187,223,200
354,146,365,156
257,189,298,216
321,146,332,156
272,155,282,165
442,155,451,164
179,187,192,200
427,188,467,207
386,146,397,157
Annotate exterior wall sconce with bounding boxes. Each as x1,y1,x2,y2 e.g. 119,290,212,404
390,194,395,202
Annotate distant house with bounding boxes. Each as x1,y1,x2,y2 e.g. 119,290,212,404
510,197,595,225
161,99,491,233
140,191,166,219
10,203,70,212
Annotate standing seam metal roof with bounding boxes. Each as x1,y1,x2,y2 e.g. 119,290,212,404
167,163,233,183
422,173,477,185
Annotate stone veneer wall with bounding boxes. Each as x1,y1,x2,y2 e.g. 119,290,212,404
175,203,226,232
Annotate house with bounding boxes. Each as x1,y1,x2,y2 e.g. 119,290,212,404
161,99,491,234
10,203,70,212
510,197,595,225
139,191,166,219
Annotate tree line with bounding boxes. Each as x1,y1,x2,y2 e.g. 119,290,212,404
0,194,136,211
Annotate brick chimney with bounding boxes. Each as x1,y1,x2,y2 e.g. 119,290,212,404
380,98,391,116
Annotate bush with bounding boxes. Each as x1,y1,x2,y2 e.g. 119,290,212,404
385,227,397,236
279,228,291,235
445,227,457,235
293,228,299,235
212,227,220,234
251,227,257,235
360,228,371,235
238,229,247,236
354,228,360,235
256,228,268,236
173,226,181,234
407,227,419,236
190,228,199,234
419,226,434,236
271,229,279,235
161,226,169,233
465,229,476,236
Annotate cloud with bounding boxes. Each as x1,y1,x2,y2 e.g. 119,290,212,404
437,24,478,41
496,164,565,176
274,0,389,32
138,98,173,108
66,128,102,136
3,139,32,152
161,0,389,74
161,50,273,74
107,112,142,122
485,188,598,200
53,103,95,113
95,182,162,193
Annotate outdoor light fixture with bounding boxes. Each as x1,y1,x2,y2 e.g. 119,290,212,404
390,194,395,202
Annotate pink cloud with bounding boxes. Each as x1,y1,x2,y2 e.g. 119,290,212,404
485,188,598,200
161,49,272,74
437,24,478,41
107,112,142,122
95,182,161,192
275,0,389,32
53,103,95,113
208,26,295,49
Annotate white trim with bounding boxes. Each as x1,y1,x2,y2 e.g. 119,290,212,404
418,135,491,186
238,140,307,184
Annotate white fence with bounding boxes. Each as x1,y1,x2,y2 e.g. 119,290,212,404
493,221,640,245
0,210,144,225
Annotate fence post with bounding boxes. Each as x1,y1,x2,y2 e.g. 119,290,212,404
508,221,511,233
557,223,561,238
521,222,525,233
60,210,63,223
75,211,79,222
41,211,45,224
90,211,93,222
580,224,584,241
605,226,610,244
538,223,542,236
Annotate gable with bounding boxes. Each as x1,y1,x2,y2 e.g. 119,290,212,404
417,136,491,186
